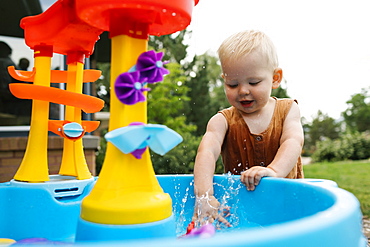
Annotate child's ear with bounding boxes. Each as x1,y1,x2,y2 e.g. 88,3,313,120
272,68,283,89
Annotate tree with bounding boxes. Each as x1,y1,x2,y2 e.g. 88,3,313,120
184,54,212,136
183,52,228,136
148,30,189,64
303,110,341,156
147,63,201,174
342,88,370,133
311,131,370,162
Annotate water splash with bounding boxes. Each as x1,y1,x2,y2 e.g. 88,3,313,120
173,178,195,236
213,172,244,231
171,174,263,237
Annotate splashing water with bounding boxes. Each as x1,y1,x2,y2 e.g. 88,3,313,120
213,172,243,231
171,174,263,237
173,178,196,236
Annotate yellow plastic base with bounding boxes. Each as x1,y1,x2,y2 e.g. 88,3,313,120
81,190,172,225
80,150,172,225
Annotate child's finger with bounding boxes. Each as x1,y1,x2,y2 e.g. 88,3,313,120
220,206,231,217
216,215,232,227
254,175,261,186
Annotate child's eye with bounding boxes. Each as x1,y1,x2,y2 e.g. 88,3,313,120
226,84,238,88
249,81,261,86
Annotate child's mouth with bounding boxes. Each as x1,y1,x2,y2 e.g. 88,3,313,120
240,100,254,107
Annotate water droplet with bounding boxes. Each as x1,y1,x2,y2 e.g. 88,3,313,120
156,60,163,68
134,82,142,90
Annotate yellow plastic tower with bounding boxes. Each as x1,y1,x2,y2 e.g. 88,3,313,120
80,34,172,224
13,45,53,182
59,53,92,180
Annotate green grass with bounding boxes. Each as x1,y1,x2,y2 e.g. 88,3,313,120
303,159,370,218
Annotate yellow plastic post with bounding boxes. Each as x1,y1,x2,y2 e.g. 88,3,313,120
13,45,53,182
80,34,172,224
59,59,92,180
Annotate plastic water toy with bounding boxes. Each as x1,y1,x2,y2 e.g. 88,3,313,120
182,222,216,238
134,50,170,82
114,51,170,105
0,0,366,246
0,176,366,246
7,0,105,182
114,70,151,105
73,0,197,241
105,122,183,157
2,0,197,243
0,238,16,246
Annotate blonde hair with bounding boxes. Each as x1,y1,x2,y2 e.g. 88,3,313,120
217,30,279,70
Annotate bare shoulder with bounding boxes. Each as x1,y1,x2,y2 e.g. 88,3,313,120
281,100,304,143
207,113,228,133
286,100,301,120
202,113,228,145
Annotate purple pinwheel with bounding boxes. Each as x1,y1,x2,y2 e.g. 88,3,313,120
136,50,169,83
115,70,150,105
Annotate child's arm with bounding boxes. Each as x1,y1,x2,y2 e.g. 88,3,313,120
241,102,304,190
193,113,230,226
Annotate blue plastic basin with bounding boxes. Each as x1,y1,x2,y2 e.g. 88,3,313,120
0,175,366,246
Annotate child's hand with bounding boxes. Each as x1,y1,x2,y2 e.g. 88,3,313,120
192,195,231,227
241,167,277,191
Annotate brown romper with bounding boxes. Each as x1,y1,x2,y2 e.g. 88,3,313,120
219,98,303,179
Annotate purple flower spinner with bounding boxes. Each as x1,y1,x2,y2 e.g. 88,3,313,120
115,70,150,105
136,50,169,83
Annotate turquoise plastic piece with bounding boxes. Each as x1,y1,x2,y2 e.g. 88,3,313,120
9,175,94,198
62,122,84,138
0,175,95,242
105,124,183,155
75,215,175,242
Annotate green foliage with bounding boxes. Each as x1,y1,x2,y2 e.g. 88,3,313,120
271,79,290,98
148,30,189,63
148,63,189,122
311,131,370,162
184,53,222,136
342,87,370,133
184,52,232,136
209,82,230,112
304,160,370,217
305,87,370,161
150,132,201,174
303,110,341,156
147,62,201,174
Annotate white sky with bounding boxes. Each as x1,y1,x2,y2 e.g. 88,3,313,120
1,0,370,122
188,0,370,121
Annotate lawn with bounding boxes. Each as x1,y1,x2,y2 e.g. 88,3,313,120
303,159,370,218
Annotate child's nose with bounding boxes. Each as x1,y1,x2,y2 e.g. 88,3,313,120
239,84,250,95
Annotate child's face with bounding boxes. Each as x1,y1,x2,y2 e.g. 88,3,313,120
221,51,280,116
